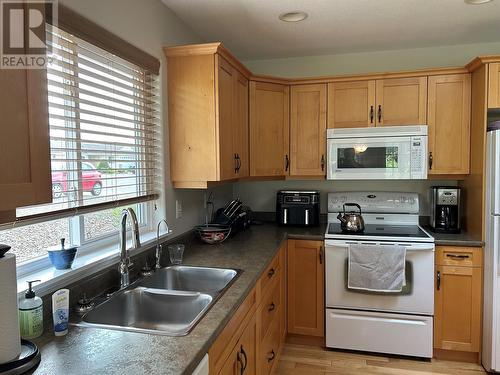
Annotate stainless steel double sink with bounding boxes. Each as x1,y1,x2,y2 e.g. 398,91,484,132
78,266,240,336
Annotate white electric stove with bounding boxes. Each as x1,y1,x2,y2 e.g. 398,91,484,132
325,192,435,358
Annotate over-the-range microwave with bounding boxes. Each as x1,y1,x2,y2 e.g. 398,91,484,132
327,125,428,180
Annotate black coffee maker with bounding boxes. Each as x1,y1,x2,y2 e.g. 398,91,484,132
429,187,461,233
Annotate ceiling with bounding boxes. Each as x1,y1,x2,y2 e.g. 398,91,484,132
161,0,500,60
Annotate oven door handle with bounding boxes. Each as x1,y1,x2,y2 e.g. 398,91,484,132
325,242,435,252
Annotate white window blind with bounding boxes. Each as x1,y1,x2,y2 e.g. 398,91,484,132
16,24,160,221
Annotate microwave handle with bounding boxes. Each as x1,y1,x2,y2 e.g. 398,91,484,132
283,208,288,224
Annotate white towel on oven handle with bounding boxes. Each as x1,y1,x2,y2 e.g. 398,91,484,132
347,244,407,293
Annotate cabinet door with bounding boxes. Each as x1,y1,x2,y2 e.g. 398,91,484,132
279,242,287,343
234,72,249,178
376,77,427,126
287,240,324,337
249,82,290,177
218,315,256,375
427,74,471,175
0,67,51,213
328,80,376,128
290,84,327,176
217,56,236,180
488,62,500,109
434,264,482,352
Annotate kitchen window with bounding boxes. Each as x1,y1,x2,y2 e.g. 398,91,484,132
1,24,160,266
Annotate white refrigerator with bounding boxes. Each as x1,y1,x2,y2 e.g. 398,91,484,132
483,120,500,372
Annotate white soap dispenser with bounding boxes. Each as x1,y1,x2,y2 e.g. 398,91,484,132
19,280,43,339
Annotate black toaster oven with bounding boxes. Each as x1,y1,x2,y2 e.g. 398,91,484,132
276,190,320,226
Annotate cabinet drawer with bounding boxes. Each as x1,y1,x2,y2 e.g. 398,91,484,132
436,246,482,267
259,312,281,375
259,275,281,339
259,253,280,297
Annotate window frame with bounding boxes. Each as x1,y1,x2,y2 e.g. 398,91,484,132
11,24,162,275
15,200,156,278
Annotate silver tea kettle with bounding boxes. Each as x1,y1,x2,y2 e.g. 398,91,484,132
337,203,365,233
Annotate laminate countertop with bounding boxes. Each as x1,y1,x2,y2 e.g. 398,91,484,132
422,226,484,247
29,222,481,375
30,223,326,375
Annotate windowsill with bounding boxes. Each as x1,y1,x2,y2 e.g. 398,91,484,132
16,229,172,298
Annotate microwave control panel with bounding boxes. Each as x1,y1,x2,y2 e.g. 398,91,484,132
410,136,427,179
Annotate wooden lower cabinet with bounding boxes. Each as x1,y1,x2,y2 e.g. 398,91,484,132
287,240,324,337
210,242,287,375
434,246,483,360
218,315,257,375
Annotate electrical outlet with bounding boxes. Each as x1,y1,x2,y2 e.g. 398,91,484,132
175,200,182,219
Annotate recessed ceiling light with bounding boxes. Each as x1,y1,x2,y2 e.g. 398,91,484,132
279,11,308,22
464,0,493,4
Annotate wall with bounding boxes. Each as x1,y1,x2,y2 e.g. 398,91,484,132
234,180,458,217
60,0,233,235
244,41,500,77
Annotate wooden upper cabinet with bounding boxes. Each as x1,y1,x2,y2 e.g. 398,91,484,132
0,64,51,214
427,74,471,175
249,82,290,177
328,80,376,128
165,44,250,188
488,62,500,108
217,56,249,180
290,84,327,177
233,72,249,178
217,56,237,181
287,240,324,337
375,77,427,126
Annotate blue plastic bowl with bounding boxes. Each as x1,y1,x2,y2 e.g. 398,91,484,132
47,248,77,270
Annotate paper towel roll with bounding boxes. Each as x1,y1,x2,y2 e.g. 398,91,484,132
0,253,21,364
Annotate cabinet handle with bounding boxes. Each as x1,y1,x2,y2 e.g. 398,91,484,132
378,105,382,123
236,154,241,172
237,351,244,374
437,271,441,291
446,253,470,260
268,302,276,312
321,154,325,172
234,153,238,173
370,105,374,124
240,345,248,372
267,349,276,362
267,268,275,278
429,152,433,170
319,246,323,265
285,154,289,172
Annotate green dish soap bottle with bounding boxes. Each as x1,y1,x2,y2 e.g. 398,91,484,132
19,280,43,339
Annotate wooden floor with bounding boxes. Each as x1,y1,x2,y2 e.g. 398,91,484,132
275,343,487,375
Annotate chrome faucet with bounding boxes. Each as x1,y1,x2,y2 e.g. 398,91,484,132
155,219,170,269
119,208,141,288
